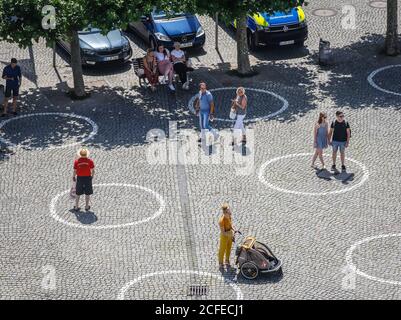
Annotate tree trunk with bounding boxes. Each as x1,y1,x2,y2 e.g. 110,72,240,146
236,14,251,75
385,0,399,56
70,30,86,97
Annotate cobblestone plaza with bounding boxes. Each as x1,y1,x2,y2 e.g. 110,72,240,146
1,0,401,300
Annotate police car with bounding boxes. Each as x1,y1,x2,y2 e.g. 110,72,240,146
233,6,308,50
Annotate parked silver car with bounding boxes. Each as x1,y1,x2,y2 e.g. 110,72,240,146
58,27,132,66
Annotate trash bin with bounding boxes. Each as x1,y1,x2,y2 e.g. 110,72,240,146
319,38,334,66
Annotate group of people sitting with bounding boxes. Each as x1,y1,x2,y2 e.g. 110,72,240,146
143,41,193,92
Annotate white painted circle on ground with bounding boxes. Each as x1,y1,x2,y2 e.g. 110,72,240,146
367,65,401,96
0,112,98,150
117,270,244,300
258,153,369,196
346,234,401,286
50,183,166,229
188,87,289,123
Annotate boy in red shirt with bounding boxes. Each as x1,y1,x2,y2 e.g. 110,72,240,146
73,148,95,211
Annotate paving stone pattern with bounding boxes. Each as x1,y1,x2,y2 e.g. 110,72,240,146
1,0,401,300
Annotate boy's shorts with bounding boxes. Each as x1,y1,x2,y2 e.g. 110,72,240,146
332,140,346,152
76,176,93,196
4,86,19,98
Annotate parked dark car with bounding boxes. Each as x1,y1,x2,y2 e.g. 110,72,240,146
58,27,132,66
128,10,205,50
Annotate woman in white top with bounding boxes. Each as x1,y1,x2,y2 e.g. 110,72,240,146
171,42,190,90
231,87,248,145
155,45,175,91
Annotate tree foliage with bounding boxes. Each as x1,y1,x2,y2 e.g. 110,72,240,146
0,0,156,44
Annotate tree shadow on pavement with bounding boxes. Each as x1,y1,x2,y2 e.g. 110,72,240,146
0,49,318,153
316,34,401,112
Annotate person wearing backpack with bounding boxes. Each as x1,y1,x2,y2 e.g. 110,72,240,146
329,111,351,171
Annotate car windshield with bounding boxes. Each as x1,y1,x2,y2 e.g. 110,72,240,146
152,10,187,20
79,27,101,34
79,27,118,34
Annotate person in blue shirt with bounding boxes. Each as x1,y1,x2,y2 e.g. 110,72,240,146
2,58,22,117
194,82,215,143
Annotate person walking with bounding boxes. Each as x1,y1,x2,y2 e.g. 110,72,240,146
2,58,22,117
171,42,190,90
231,87,248,145
73,148,95,212
155,45,175,91
329,111,351,171
311,112,329,169
218,203,236,270
143,49,159,91
194,82,215,143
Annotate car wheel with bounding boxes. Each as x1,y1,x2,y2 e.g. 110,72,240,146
150,37,157,51
247,30,257,51
240,262,259,280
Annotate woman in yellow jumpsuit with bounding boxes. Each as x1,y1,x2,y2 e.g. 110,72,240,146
218,203,236,269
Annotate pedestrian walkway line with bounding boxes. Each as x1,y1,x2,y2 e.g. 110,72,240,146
176,148,200,272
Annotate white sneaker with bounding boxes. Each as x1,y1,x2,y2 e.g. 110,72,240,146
183,81,189,90
168,84,175,91
160,76,167,84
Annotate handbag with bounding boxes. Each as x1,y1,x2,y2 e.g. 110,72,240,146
69,185,76,199
229,108,237,120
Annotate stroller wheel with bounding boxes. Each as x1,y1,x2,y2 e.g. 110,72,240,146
240,262,259,280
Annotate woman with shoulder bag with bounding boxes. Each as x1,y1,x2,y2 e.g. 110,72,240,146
231,87,247,145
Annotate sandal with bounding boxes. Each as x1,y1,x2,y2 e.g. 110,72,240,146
73,206,80,212
85,206,91,212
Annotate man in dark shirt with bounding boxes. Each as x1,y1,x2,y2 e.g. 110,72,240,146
329,111,351,171
2,58,22,117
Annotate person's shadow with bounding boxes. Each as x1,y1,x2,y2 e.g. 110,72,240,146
69,209,98,225
315,168,355,185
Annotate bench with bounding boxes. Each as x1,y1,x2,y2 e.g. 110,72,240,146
132,57,149,88
132,54,194,90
